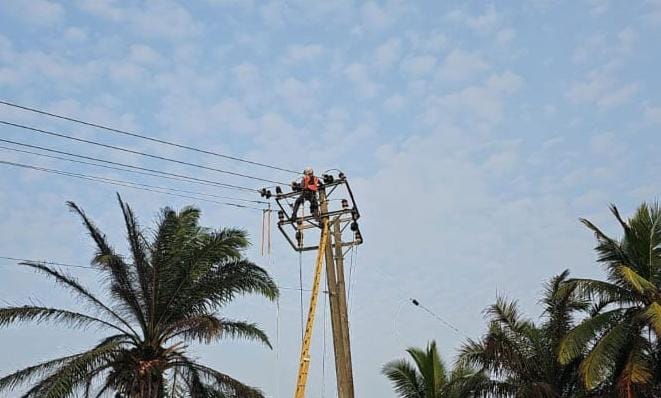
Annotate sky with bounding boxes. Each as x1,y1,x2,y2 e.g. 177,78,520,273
1,0,660,397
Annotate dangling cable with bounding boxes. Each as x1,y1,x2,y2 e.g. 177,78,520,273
261,210,266,256
275,295,281,398
321,285,328,398
299,251,304,343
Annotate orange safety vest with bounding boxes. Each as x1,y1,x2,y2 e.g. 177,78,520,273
303,175,319,192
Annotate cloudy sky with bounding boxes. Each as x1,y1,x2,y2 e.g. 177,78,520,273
1,1,661,397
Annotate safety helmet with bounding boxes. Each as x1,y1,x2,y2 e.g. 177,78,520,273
304,167,314,175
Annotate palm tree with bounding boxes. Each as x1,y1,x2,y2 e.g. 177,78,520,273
558,203,661,396
0,195,279,397
382,340,486,398
458,271,589,397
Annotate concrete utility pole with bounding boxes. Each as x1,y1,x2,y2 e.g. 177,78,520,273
271,173,363,398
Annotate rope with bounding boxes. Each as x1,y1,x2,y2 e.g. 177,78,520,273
321,285,328,398
298,251,304,343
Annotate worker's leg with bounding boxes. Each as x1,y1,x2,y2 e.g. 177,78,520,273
309,193,319,219
291,195,304,220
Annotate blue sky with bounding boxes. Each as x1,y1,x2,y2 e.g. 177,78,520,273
1,1,661,397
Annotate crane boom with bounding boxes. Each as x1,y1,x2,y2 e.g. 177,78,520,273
293,220,330,398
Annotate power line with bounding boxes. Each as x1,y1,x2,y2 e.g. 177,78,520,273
0,159,266,210
410,298,463,335
0,99,300,175
0,120,288,185
0,256,315,293
0,144,266,204
0,137,257,193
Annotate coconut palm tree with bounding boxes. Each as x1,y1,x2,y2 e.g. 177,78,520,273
458,271,589,397
382,340,486,398
0,196,279,397
558,203,661,397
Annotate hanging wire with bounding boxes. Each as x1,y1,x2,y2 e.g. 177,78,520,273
298,251,304,343
0,120,288,185
0,256,318,294
321,283,328,398
0,99,300,174
0,139,262,195
0,160,265,210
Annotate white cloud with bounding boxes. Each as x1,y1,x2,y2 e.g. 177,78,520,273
589,132,625,157
465,6,501,34
400,55,436,77
373,38,402,71
423,71,523,129
572,28,636,63
129,44,163,65
283,44,324,64
496,28,515,45
644,105,661,124
384,94,405,111
344,63,380,98
63,27,88,42
259,1,285,28
408,30,448,53
77,0,202,40
644,0,661,25
360,1,393,30
275,78,319,113
6,0,65,27
588,0,609,15
437,49,489,82
566,68,638,109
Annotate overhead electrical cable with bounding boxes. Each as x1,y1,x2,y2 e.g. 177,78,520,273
0,99,300,174
0,256,314,293
0,144,266,204
0,137,257,193
0,159,265,210
0,120,288,185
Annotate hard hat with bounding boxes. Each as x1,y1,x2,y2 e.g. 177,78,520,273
304,167,314,175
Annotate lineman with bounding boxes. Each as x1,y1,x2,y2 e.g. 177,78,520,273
291,167,319,221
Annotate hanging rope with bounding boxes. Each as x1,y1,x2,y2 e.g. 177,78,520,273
275,295,281,398
321,285,328,398
260,206,272,256
298,251,304,343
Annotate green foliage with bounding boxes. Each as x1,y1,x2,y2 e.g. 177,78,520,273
0,195,278,397
458,271,588,398
558,202,661,395
383,341,487,398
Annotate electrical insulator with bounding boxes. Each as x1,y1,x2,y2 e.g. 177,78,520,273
265,190,272,199
275,186,282,195
295,231,303,247
323,174,334,184
278,211,285,222
352,211,358,220
341,199,349,209
354,231,362,243
338,172,346,180
350,221,359,231
260,188,267,197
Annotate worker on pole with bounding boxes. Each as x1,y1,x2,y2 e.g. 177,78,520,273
291,166,319,221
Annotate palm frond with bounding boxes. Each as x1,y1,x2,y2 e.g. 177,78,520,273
0,306,129,335
382,359,424,398
67,201,147,331
558,308,625,365
18,261,139,339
